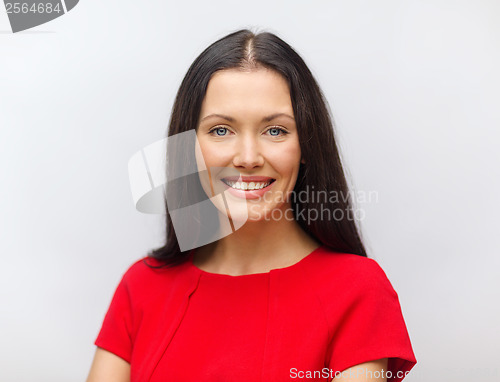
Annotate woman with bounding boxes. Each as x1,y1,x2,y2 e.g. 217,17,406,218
87,29,416,381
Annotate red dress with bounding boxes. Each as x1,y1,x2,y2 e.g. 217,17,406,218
94,245,417,381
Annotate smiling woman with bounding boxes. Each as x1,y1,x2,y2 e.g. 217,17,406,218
87,29,417,382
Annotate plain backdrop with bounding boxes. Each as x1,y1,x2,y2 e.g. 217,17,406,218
1,0,499,381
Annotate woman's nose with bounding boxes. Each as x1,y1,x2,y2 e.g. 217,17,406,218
232,136,264,169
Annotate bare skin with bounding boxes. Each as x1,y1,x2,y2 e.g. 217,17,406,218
86,348,129,382
332,359,389,382
194,68,319,275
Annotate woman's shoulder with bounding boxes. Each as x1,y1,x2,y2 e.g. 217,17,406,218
118,255,194,289
305,245,398,297
312,245,388,276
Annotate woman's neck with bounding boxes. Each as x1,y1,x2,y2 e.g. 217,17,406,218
193,215,320,276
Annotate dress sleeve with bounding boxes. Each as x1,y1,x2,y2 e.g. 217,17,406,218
326,258,417,382
94,270,134,363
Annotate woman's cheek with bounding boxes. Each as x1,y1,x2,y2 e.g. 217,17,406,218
269,147,301,171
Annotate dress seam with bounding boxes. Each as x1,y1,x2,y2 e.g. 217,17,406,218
146,271,201,381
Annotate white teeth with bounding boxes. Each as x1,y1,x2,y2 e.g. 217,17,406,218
223,180,273,190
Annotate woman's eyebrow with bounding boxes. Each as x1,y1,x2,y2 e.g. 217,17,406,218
200,113,295,123
262,113,295,122
201,113,235,122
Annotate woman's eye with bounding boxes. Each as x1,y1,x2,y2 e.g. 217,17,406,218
267,127,288,136
208,126,288,137
210,127,229,136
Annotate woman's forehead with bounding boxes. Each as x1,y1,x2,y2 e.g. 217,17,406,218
201,68,293,119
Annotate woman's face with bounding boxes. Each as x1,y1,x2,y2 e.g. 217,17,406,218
195,67,302,223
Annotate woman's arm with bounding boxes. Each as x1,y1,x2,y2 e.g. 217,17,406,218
86,347,130,382
332,358,388,382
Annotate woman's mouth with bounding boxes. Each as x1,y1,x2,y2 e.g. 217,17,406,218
221,179,275,190
220,177,276,199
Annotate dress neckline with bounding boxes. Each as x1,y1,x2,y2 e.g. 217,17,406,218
187,244,324,279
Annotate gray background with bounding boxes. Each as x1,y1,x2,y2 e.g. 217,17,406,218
1,0,499,381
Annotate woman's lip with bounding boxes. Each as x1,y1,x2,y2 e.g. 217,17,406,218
220,179,275,199
222,176,275,182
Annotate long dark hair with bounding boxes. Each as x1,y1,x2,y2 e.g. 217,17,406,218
146,29,368,267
